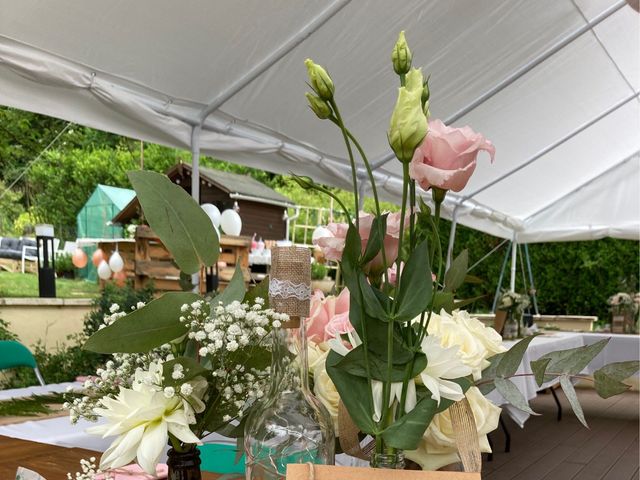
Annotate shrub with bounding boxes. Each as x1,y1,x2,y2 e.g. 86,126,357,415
311,262,328,280
55,252,75,278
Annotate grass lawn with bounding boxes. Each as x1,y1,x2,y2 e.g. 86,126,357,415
0,271,99,298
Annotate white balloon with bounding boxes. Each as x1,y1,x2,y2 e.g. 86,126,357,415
201,203,221,228
108,251,124,273
97,260,112,280
220,209,242,236
312,226,333,243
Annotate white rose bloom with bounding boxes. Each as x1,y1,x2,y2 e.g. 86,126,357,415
406,387,501,471
427,309,505,381
418,335,472,405
313,365,340,434
307,341,330,374
87,381,201,475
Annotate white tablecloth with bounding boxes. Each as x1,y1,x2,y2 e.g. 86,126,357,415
0,382,82,401
487,332,640,427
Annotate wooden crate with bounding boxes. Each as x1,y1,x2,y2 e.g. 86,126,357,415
99,226,250,295
286,465,480,479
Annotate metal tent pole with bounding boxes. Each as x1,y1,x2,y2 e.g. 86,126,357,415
524,244,539,315
445,207,459,270
509,234,518,292
492,241,512,313
190,126,201,202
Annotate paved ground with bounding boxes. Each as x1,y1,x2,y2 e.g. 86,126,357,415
482,388,639,480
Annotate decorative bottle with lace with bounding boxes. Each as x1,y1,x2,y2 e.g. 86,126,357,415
244,246,335,479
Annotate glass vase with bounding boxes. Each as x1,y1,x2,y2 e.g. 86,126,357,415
503,311,518,340
167,446,201,480
370,451,405,469
244,318,335,479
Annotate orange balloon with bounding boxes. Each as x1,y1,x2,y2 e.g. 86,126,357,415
72,248,88,268
112,270,127,287
92,248,105,267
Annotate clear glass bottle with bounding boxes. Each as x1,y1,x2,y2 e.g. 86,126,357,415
244,317,335,479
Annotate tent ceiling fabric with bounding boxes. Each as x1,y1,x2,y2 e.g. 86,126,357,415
0,0,638,242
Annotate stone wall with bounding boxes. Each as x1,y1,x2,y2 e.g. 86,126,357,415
0,298,93,350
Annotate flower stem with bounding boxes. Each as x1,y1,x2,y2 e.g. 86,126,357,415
330,100,359,230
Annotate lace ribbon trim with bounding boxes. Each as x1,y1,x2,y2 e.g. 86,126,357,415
269,278,311,301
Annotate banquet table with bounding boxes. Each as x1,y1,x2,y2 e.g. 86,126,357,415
0,436,223,479
487,332,640,427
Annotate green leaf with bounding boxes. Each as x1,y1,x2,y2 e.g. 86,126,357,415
128,170,219,274
244,275,269,308
495,377,537,415
432,292,454,314
381,395,439,450
559,376,587,427
593,361,640,399
361,214,387,265
326,350,377,435
533,339,609,384
476,352,504,395
453,294,488,311
359,273,391,320
444,250,468,293
210,263,246,307
394,239,432,322
85,292,199,353
162,357,208,387
496,334,540,377
530,357,551,386
336,346,426,382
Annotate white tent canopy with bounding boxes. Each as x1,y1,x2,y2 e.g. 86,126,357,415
1,0,638,243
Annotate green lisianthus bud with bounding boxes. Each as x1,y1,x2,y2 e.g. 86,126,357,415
304,59,334,101
421,76,430,108
305,92,332,119
392,31,412,75
290,174,316,190
388,68,428,163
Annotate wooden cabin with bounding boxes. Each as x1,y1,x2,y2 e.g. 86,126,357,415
113,163,295,240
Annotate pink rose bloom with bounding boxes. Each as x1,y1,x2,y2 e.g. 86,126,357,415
313,222,350,261
409,119,495,192
306,288,351,343
313,212,409,268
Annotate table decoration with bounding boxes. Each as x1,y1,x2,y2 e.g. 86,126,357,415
496,290,531,339
66,30,639,480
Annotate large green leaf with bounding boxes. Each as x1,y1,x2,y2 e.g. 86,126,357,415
559,375,587,427
593,361,640,398
476,352,504,395
496,334,539,377
361,214,387,265
381,395,439,450
495,377,536,415
444,250,468,293
244,275,269,307
210,263,246,307
394,239,432,322
336,346,426,382
530,339,609,385
326,350,377,435
128,170,219,274
85,292,199,353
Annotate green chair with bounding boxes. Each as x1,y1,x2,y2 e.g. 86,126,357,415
0,340,46,386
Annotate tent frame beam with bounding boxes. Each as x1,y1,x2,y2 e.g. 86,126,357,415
190,0,350,200
367,0,627,172
524,149,640,223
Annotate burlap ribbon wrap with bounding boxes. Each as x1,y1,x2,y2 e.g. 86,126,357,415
269,246,311,326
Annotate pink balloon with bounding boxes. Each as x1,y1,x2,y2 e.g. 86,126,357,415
72,248,88,268
92,248,105,267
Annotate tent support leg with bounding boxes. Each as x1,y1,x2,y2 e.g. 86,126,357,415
509,234,517,292
492,242,512,312
190,126,201,203
524,244,540,315
445,208,459,270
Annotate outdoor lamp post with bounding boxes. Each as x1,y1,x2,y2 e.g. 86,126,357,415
35,224,56,298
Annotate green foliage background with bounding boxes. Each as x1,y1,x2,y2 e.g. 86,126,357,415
0,106,638,323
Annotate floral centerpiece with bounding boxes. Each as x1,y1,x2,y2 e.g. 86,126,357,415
497,290,531,339
71,30,640,479
607,292,639,333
